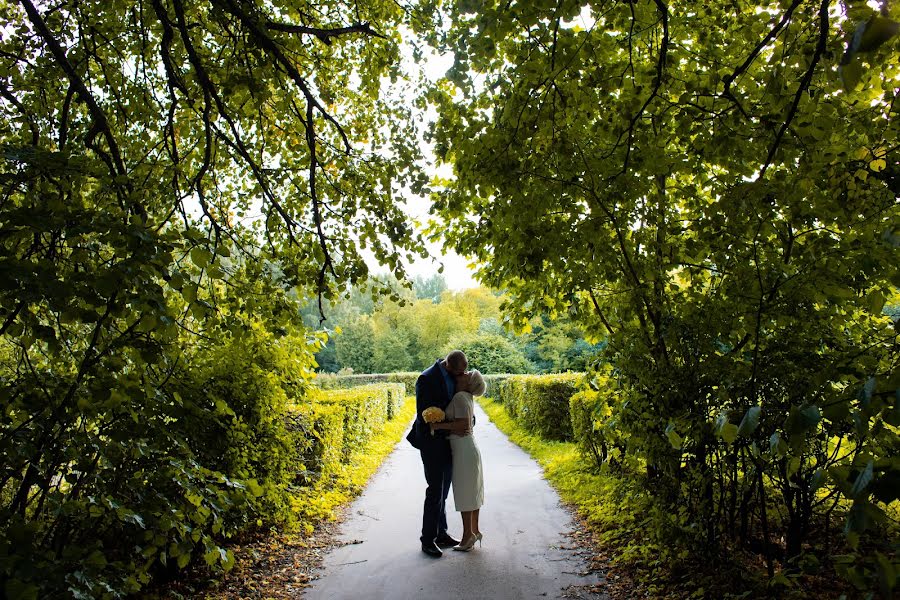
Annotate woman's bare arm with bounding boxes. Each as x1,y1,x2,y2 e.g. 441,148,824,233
431,418,471,434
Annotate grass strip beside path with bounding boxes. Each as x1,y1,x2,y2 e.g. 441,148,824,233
478,396,767,600
477,396,859,600
476,396,650,598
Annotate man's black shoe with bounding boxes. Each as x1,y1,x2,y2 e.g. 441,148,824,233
435,533,460,548
421,541,443,557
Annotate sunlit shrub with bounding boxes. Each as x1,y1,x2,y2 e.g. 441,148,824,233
494,374,584,441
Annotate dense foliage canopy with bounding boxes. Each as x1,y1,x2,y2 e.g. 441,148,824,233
0,0,427,595
421,0,900,593
2,0,898,595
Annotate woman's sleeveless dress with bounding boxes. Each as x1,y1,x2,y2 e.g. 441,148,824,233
446,391,484,511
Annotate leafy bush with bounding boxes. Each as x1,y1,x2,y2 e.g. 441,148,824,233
477,395,762,599
494,374,584,441
483,373,512,399
298,384,403,470
569,388,605,470
170,330,316,528
444,332,535,374
0,309,321,599
568,380,627,471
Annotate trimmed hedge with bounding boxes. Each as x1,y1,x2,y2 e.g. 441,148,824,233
569,386,616,469
314,372,420,396
316,372,513,402
289,383,405,485
483,373,513,399
384,385,405,420
493,373,584,441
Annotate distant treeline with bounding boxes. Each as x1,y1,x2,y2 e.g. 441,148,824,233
301,275,604,375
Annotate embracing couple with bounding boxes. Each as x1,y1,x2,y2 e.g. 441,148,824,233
405,350,485,557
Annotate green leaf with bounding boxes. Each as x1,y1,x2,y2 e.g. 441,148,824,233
246,478,264,497
665,421,683,449
785,405,821,436
849,460,874,499
737,406,761,437
769,571,792,588
839,59,863,91
857,16,900,53
120,510,145,529
85,550,107,568
867,290,886,314
182,283,198,304
769,432,788,457
823,398,851,423
845,500,888,534
787,456,802,478
204,546,219,566
220,548,235,571
190,246,213,268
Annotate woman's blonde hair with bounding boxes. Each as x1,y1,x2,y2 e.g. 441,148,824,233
467,369,486,397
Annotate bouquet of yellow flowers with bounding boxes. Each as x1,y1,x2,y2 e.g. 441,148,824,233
422,406,445,435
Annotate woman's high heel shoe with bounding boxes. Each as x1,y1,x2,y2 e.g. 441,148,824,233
475,532,483,547
453,534,478,552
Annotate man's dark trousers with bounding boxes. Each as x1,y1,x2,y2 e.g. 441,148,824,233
420,439,452,543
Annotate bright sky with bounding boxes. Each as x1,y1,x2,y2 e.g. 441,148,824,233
374,35,480,291
399,152,479,292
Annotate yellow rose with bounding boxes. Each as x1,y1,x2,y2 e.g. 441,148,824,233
422,406,445,423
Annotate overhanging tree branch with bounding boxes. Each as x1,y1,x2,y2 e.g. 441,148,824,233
17,0,126,179
265,20,387,44
722,0,804,120
614,0,669,178
759,0,830,177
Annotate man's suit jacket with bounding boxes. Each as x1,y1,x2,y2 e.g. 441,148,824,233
406,360,452,450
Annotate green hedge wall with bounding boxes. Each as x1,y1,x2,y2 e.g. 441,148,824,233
289,383,405,485
493,374,584,441
483,373,513,399
316,372,514,405
316,372,516,403
314,372,419,396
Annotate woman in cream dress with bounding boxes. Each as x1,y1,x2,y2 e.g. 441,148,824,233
430,369,486,552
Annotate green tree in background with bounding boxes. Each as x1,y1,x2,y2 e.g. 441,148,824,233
521,315,605,373
313,279,599,374
421,0,899,592
372,328,416,371
413,273,449,302
335,316,377,374
444,332,534,374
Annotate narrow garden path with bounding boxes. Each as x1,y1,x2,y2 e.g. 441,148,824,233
304,402,608,600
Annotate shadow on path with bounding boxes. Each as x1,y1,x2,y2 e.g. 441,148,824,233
304,402,607,600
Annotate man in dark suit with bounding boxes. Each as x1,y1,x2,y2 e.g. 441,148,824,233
406,350,468,557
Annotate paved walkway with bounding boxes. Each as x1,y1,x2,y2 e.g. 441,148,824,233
304,402,606,599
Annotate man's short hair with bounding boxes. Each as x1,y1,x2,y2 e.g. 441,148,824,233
445,350,467,370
